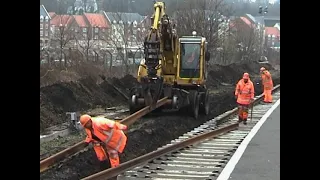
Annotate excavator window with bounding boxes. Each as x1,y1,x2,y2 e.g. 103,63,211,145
180,43,201,78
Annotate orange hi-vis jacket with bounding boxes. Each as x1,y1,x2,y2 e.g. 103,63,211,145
261,70,273,90
84,117,127,153
235,79,255,105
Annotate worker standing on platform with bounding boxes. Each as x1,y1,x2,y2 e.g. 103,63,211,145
260,67,273,103
79,114,128,168
235,73,255,125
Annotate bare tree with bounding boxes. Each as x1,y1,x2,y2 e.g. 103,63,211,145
173,0,234,53
50,0,74,69
102,12,147,74
51,15,73,68
216,32,237,65
68,48,85,67
99,49,113,71
232,18,260,62
75,24,97,62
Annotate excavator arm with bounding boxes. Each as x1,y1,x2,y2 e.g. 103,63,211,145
144,2,165,78
141,1,176,107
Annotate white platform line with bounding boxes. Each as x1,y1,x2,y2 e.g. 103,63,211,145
216,99,280,180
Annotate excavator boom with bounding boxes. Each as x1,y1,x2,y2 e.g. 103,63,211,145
140,1,169,108
152,5,161,30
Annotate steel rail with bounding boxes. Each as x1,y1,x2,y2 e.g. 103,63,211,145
40,97,170,173
82,123,239,180
82,84,280,180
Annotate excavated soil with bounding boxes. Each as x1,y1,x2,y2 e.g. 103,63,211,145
40,61,280,180
40,75,137,133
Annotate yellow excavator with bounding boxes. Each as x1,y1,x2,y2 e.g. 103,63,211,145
129,1,211,119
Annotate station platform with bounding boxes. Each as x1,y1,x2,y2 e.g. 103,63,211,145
217,99,280,180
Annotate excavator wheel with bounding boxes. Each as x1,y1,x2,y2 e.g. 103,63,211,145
188,90,200,119
200,90,210,115
129,95,139,114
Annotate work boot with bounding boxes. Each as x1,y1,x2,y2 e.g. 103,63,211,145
243,119,247,125
238,116,242,123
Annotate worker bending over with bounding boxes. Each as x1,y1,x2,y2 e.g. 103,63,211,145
260,67,273,103
79,114,128,168
235,73,255,125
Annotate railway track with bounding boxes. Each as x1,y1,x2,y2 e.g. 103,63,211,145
81,85,280,180
40,97,171,173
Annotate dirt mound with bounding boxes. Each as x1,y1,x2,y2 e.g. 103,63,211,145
112,74,137,90
100,74,138,97
40,75,136,133
40,63,106,87
207,61,273,88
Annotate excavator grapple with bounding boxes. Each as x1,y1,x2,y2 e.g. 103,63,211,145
142,32,163,107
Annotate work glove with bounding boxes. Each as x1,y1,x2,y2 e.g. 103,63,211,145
93,142,101,146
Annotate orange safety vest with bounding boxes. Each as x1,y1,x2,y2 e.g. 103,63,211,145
261,70,273,90
235,79,255,105
84,117,127,153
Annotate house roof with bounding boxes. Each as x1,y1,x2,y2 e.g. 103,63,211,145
83,13,109,28
49,12,56,19
73,15,88,27
50,15,74,26
40,5,50,19
229,16,255,30
274,23,280,30
104,12,145,23
246,14,265,26
265,27,280,36
245,14,255,23
240,17,253,27
140,15,148,23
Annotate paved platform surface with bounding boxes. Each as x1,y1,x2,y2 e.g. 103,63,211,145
228,104,280,180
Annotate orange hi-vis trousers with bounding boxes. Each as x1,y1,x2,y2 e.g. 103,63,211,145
261,70,273,103
263,89,272,103
238,104,249,121
93,143,120,168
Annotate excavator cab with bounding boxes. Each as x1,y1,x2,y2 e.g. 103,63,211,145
179,43,201,78
177,31,209,86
